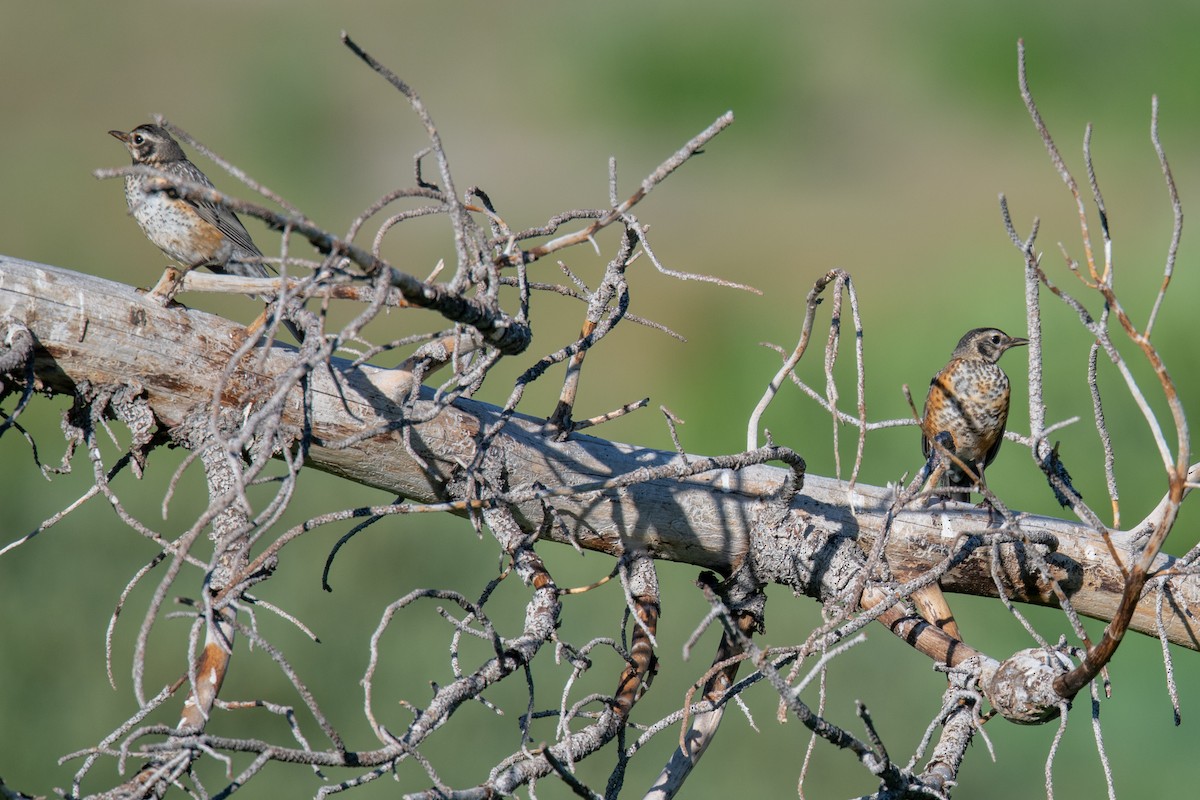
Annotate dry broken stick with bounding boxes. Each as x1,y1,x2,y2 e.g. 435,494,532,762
644,568,763,799
340,32,476,281
500,114,744,285
547,230,636,431
1013,39,1190,703
692,573,921,795
748,269,909,453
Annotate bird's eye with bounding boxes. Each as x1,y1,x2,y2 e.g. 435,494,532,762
133,134,145,145
990,334,1002,344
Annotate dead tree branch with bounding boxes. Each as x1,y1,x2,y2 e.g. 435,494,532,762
1,258,1195,649
1,36,1197,800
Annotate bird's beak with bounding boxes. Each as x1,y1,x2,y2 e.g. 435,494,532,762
1010,337,1030,348
108,130,131,143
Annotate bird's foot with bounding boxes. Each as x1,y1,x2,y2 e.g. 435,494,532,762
979,499,1002,527
244,306,277,343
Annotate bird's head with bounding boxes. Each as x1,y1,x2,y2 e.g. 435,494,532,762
952,327,1029,363
108,124,186,165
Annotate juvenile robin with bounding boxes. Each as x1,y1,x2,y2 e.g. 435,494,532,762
905,327,1027,644
921,327,1029,494
109,123,300,338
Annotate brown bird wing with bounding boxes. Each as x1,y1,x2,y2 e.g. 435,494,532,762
173,159,267,274
980,407,1008,472
920,373,946,461
194,200,264,261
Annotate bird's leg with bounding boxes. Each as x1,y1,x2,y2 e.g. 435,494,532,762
970,462,1003,524
244,298,307,345
919,431,957,506
244,306,271,339
920,464,949,507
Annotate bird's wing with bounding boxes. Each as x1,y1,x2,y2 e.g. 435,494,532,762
920,374,943,461
174,160,267,272
981,412,1008,472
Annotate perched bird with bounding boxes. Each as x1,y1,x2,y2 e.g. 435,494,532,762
908,327,1027,644
921,327,1028,493
109,123,300,338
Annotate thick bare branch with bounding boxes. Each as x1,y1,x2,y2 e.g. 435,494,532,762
2,256,1194,653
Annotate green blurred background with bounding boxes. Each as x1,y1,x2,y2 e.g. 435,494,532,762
3,2,1199,797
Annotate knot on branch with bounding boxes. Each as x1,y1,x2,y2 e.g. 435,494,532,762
0,317,34,377
0,318,36,440
756,507,863,604
58,379,158,477
110,382,156,474
984,647,1071,724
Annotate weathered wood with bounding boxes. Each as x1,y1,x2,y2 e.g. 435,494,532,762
1,255,1196,649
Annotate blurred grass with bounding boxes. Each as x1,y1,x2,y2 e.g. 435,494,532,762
2,2,1199,798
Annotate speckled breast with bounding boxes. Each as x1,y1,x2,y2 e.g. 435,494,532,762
123,176,231,269
928,358,1011,462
